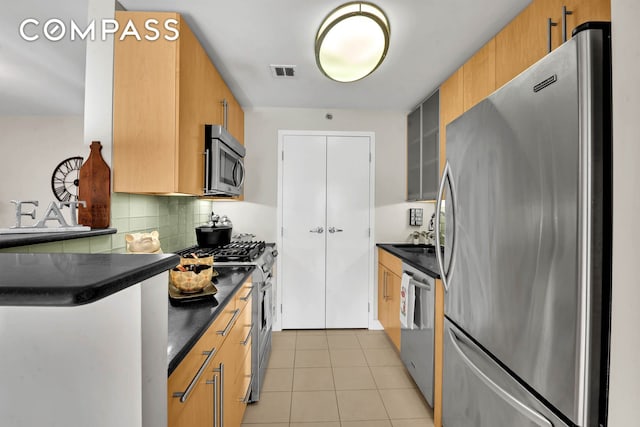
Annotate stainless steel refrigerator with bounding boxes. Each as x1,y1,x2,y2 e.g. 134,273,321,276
435,23,611,427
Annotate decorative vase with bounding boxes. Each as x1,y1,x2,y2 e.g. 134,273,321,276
78,141,111,228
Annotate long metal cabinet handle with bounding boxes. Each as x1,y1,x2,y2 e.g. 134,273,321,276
447,329,553,427
435,161,457,292
383,271,388,299
241,323,254,346
173,347,217,403
217,309,241,336
204,149,210,193
562,5,573,42
222,99,228,129
214,363,225,426
547,18,558,53
239,287,253,301
208,374,219,427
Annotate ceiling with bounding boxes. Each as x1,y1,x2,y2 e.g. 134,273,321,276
2,0,531,115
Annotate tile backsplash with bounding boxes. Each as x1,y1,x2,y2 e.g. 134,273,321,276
2,194,212,254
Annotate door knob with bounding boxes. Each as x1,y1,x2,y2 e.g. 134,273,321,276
309,227,324,234
328,227,343,233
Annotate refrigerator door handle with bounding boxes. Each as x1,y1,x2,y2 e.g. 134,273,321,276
435,161,457,292
447,328,553,427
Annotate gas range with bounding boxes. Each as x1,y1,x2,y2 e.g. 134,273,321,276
174,240,276,403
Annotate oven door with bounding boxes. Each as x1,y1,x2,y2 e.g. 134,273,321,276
205,139,244,196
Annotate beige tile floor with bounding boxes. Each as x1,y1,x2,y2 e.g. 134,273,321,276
242,329,434,427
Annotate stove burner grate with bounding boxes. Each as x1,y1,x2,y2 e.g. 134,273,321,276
176,241,266,262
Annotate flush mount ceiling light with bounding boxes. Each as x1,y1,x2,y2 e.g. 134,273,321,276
315,2,390,83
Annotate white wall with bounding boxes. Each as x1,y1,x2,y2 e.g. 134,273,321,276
0,116,85,227
212,107,435,242
608,1,640,424
84,0,115,163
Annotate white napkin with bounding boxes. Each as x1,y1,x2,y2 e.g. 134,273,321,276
399,273,415,329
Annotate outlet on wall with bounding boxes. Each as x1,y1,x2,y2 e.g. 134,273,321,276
409,208,423,226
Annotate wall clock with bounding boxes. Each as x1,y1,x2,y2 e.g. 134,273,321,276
51,156,83,202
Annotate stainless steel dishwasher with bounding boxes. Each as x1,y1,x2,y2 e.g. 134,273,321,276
400,262,435,407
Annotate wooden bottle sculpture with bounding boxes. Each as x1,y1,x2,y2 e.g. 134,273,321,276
78,141,111,228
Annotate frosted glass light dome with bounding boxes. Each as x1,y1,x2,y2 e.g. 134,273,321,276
315,2,390,82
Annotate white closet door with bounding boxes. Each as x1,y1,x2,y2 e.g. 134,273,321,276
325,136,371,328
281,135,327,329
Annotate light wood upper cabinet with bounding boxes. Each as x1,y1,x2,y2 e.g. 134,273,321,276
463,38,496,112
222,85,245,146
438,67,463,174
496,0,610,88
495,0,557,88
113,11,244,195
563,0,611,39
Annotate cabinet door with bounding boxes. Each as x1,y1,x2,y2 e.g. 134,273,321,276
113,11,179,194
378,264,389,329
176,18,209,196
421,91,440,200
168,375,213,427
463,38,496,111
495,0,558,89
407,107,421,201
386,271,401,351
222,85,244,145
439,67,464,175
202,60,225,137
563,0,611,41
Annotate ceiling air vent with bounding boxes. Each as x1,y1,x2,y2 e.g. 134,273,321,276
270,65,296,78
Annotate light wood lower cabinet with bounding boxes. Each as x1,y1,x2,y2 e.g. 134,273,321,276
168,277,252,427
377,249,402,351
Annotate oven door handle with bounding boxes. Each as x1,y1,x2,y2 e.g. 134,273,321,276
260,281,273,291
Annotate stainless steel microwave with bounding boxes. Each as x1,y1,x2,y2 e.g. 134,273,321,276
204,124,245,197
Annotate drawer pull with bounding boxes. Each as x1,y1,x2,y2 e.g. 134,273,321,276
239,286,253,301
211,374,219,427
172,347,217,403
241,324,254,346
217,309,241,336
214,363,225,426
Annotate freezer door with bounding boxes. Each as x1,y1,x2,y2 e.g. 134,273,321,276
443,319,570,427
443,27,607,425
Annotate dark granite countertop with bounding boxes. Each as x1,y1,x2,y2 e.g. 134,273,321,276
0,252,179,306
377,243,442,279
0,228,117,249
167,265,254,376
